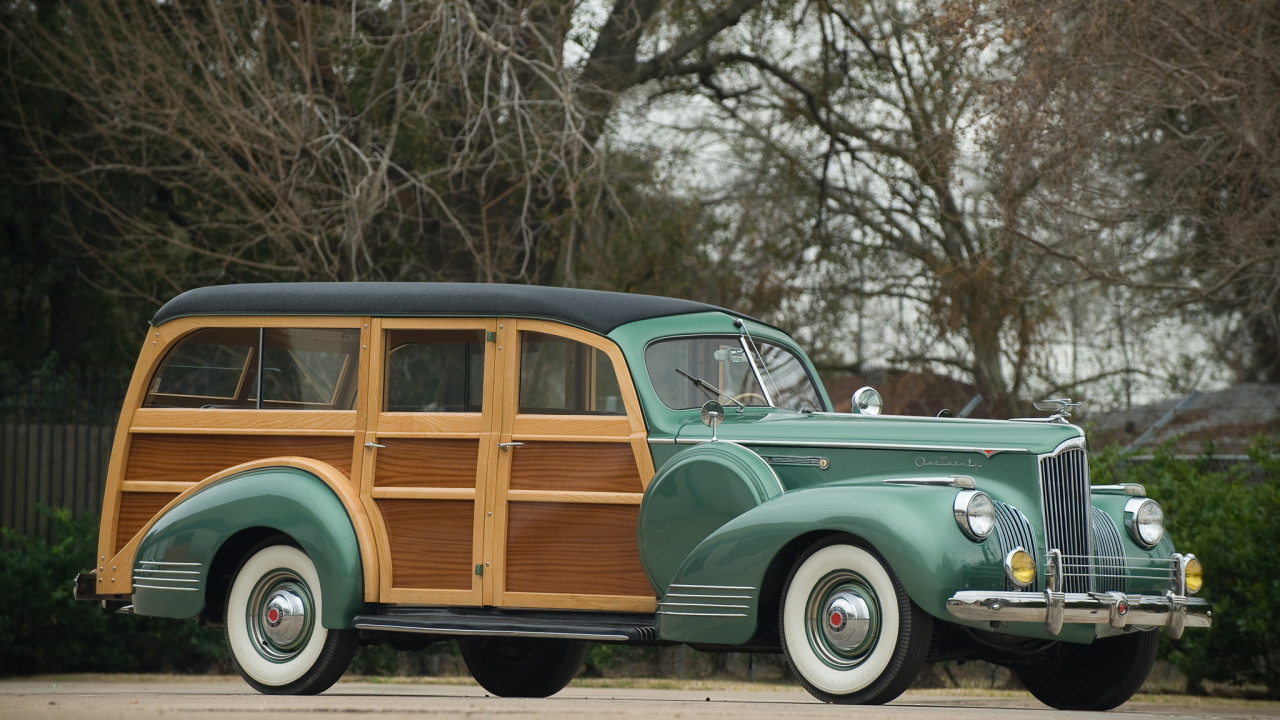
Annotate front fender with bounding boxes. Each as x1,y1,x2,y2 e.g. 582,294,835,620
638,441,783,592
656,484,1002,644
132,466,364,629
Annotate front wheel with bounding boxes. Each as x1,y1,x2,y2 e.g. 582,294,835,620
780,538,931,704
1014,630,1159,711
460,636,587,697
225,542,357,695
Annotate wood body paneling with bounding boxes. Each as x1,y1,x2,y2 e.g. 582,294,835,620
124,434,353,484
377,498,475,591
503,502,652,597
114,491,179,552
508,441,642,493
373,439,479,488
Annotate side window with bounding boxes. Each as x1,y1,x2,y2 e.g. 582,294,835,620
259,328,360,408
518,332,624,415
144,327,359,410
383,329,486,412
145,328,257,407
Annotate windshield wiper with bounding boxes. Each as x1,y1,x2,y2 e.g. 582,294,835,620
675,368,746,413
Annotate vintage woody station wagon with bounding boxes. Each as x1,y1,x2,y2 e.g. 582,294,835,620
75,283,1211,709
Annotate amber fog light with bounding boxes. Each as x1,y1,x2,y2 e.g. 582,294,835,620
1184,556,1203,594
1005,548,1036,587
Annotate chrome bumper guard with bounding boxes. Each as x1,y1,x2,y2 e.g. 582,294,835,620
945,590,1212,638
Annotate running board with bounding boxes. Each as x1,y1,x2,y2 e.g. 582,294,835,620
353,607,661,644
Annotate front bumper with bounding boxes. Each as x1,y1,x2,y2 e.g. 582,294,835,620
946,590,1212,638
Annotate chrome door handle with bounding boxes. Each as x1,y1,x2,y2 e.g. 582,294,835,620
364,441,386,449
497,442,524,451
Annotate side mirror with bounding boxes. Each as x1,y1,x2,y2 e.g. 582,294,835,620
852,386,883,415
700,400,725,441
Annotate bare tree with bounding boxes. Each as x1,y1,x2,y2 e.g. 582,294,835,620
993,0,1280,383
1,0,765,303
634,0,1072,412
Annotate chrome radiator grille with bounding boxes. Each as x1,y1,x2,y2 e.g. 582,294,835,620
1039,447,1094,592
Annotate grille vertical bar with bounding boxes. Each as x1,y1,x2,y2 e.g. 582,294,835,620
1090,507,1126,593
994,501,1037,591
1039,446,1093,592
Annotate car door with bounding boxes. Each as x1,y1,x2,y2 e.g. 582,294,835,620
485,320,657,612
360,318,500,606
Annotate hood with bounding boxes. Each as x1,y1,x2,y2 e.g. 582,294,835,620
676,410,1083,457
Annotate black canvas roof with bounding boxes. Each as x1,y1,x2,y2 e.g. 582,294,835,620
151,282,747,335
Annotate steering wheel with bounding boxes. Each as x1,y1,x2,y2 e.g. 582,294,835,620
733,392,768,406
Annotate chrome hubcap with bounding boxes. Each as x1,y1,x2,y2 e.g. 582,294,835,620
247,571,315,662
823,590,872,653
806,572,881,669
262,588,307,647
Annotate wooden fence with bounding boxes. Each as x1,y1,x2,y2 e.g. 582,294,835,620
1,371,125,540
1,423,115,539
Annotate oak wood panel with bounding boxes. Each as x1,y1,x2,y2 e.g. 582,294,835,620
114,491,179,552
508,441,642,493
373,438,479,489
378,499,474,591
503,503,653,597
130,409,357,435
123,434,353,485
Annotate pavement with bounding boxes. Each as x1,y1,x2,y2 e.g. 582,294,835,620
3,676,1278,720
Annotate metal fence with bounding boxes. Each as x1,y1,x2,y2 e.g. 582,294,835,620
0,372,127,540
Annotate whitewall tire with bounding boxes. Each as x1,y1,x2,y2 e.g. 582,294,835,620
780,538,931,704
225,542,356,695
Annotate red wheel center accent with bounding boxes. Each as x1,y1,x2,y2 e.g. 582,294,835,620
266,607,280,624
830,610,843,628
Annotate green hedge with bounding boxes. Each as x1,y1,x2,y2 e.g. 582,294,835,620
0,506,225,675
1091,436,1280,697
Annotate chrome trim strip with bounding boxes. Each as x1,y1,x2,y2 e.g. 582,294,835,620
655,610,750,618
352,622,630,642
658,602,750,610
666,593,754,600
651,437,1032,454
668,584,756,591
884,475,976,489
137,561,202,567
132,583,200,592
135,569,200,576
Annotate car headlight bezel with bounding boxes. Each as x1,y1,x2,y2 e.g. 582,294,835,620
1124,497,1165,548
953,490,995,541
1004,547,1036,588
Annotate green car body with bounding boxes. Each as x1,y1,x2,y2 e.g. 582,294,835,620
77,283,1209,706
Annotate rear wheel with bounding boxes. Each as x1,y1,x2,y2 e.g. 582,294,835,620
225,542,357,695
780,537,931,704
460,636,587,697
1014,630,1159,711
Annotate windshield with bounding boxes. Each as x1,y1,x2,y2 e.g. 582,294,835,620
644,336,826,412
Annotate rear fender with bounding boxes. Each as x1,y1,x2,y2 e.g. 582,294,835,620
132,463,365,628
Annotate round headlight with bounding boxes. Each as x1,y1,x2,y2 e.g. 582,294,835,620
954,490,995,541
1184,555,1203,594
1125,498,1164,548
1005,547,1036,587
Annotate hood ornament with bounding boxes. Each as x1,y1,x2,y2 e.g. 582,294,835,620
1030,398,1082,424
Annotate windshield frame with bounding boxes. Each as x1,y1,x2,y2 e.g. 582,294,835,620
642,333,828,413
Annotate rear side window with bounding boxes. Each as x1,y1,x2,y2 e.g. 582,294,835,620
145,327,359,409
383,329,486,412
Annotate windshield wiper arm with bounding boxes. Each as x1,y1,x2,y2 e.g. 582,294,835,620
675,368,746,412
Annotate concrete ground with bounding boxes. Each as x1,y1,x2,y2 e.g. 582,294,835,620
3,676,1279,720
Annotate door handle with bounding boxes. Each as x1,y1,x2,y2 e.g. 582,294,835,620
364,441,386,449
497,442,524,451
